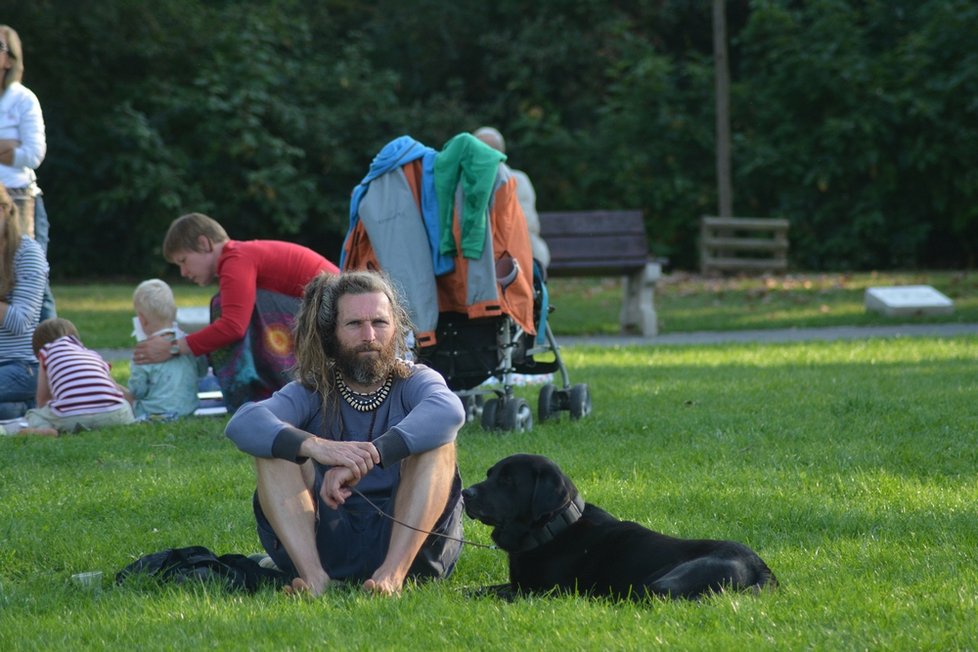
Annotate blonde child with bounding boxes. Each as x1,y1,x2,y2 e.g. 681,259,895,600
129,279,199,420
16,318,134,436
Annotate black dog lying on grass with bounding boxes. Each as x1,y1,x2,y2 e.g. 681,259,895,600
462,454,777,601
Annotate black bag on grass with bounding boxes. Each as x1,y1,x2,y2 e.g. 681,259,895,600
116,545,289,593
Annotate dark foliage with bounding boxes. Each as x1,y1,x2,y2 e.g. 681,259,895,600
4,0,976,277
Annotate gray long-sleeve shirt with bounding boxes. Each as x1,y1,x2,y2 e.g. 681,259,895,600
225,362,464,495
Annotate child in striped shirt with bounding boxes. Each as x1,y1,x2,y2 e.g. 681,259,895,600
16,318,134,436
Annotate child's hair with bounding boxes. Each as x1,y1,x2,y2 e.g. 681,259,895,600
33,318,80,356
162,213,229,262
133,279,177,324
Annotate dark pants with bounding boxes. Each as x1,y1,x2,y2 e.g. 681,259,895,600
253,469,463,583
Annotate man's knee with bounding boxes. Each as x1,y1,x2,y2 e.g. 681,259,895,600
397,444,457,510
255,456,316,489
401,442,456,478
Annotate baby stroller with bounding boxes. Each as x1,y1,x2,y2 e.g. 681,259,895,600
341,134,591,432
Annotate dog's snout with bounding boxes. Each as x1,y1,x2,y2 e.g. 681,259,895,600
462,486,477,501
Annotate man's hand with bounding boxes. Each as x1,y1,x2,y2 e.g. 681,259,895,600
321,466,358,509
301,438,379,480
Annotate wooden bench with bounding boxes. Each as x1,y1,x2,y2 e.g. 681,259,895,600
538,210,661,336
699,216,790,274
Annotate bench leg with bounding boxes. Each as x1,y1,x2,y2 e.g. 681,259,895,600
620,263,661,337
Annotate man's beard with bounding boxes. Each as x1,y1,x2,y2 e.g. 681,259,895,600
335,339,397,386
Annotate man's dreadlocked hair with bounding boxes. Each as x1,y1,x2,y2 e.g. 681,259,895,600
293,270,413,406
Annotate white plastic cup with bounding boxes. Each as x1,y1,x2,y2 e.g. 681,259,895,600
71,571,103,592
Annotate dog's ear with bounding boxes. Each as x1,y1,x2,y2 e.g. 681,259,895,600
529,462,577,525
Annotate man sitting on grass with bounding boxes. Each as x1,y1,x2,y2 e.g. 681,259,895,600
225,271,465,596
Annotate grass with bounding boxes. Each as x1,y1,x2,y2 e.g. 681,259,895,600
3,274,977,649
50,270,978,349
547,270,978,335
51,284,216,351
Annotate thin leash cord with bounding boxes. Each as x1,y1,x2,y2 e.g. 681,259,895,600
349,487,497,551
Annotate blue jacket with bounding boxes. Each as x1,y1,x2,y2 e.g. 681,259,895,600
343,135,451,275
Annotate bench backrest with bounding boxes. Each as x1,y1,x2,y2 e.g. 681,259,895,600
699,215,789,274
538,210,649,277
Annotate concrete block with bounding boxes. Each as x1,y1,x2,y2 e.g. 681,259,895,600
865,285,954,317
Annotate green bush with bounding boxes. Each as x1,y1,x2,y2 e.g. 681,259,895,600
5,1,978,276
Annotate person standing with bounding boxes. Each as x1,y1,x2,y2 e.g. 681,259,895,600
0,183,48,419
225,271,465,597
0,25,56,320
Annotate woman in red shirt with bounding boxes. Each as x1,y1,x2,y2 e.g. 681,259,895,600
134,213,339,409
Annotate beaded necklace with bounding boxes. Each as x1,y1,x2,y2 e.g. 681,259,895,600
335,369,393,412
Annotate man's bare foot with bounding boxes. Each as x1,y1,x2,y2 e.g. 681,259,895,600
363,576,403,596
283,576,330,598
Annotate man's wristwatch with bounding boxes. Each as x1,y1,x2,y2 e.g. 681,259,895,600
169,340,181,357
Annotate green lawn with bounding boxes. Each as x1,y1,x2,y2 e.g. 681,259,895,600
3,328,977,649
52,283,216,351
50,270,978,350
547,270,978,335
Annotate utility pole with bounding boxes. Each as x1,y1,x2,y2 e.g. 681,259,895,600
713,0,733,217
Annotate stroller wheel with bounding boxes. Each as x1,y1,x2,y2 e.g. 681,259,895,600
537,383,560,423
461,395,484,423
500,398,533,433
480,398,499,431
568,384,592,420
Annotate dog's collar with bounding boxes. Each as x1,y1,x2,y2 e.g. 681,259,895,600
517,494,586,552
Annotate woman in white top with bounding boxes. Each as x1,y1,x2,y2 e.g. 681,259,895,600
0,25,55,321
